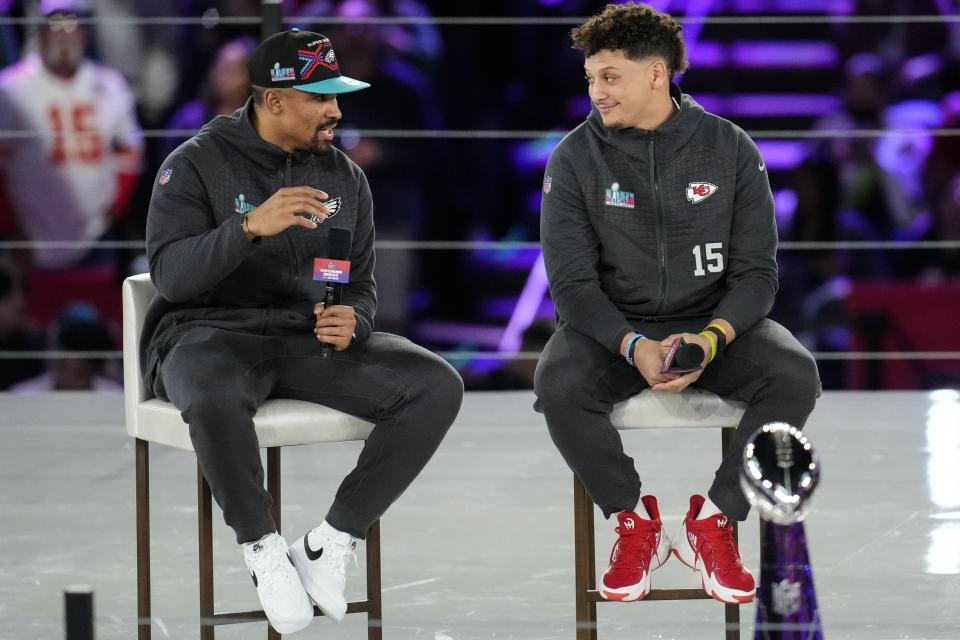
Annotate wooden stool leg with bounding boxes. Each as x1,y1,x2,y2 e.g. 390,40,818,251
725,600,740,640
367,520,383,640
198,464,215,640
574,477,597,640
721,427,741,640
267,448,281,640
136,439,151,640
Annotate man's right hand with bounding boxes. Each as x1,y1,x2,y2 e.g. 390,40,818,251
244,187,330,238
621,332,680,387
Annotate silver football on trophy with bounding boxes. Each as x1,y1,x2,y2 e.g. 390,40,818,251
741,422,820,525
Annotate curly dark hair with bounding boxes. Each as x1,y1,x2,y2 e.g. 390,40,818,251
571,2,689,78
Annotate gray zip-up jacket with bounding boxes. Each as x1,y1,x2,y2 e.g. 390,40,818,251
540,83,777,354
140,99,376,389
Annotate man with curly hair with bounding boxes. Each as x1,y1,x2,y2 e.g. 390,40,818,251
535,2,820,604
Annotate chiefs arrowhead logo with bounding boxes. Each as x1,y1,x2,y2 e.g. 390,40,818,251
686,181,718,204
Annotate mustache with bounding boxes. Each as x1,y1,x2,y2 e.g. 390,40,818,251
316,118,341,131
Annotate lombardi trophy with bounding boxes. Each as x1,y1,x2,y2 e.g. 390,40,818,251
741,422,824,640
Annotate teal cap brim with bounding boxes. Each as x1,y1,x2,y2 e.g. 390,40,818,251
295,75,370,94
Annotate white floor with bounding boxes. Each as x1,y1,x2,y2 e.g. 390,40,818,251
1,390,959,639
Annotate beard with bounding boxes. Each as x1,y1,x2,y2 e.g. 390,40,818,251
307,131,331,154
595,105,626,130
304,117,341,155
601,115,626,130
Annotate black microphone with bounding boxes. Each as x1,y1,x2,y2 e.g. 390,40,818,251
674,341,706,370
319,227,352,359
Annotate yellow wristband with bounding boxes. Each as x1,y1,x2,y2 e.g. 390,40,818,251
699,330,718,363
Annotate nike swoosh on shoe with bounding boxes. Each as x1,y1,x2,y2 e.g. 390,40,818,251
304,535,324,562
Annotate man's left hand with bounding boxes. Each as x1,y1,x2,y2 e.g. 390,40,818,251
314,304,356,351
651,332,712,393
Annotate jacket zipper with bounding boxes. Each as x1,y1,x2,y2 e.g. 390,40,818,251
264,155,296,333
650,136,668,315
285,155,302,295
280,153,300,294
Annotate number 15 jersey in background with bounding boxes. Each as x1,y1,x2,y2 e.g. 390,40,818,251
0,53,143,269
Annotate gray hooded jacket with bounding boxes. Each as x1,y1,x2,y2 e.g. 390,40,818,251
540,83,778,354
140,99,377,390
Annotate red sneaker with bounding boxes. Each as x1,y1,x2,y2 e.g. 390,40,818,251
600,495,671,601
673,495,756,604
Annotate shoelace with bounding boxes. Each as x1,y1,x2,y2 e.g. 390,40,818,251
251,544,299,593
610,522,659,568
323,538,359,578
696,526,743,572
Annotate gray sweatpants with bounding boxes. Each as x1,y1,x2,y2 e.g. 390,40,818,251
534,318,820,521
156,329,464,543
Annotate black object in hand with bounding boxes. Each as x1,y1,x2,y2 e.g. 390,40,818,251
660,337,704,374
674,341,706,370
319,227,353,360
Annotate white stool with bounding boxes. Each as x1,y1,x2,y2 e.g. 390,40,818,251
122,274,380,639
573,388,747,640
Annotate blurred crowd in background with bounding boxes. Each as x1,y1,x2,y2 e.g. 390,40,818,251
0,0,958,392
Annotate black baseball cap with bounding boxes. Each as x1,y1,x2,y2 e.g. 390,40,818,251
249,28,370,94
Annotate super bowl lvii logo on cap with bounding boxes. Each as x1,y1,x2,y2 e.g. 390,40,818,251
271,62,295,82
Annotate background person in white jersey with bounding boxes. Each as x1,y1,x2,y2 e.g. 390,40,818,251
0,0,142,271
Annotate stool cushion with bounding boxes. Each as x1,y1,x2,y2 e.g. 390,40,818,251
611,388,745,430
123,274,375,451
133,398,375,451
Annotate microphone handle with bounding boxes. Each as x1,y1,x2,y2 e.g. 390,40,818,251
319,283,340,360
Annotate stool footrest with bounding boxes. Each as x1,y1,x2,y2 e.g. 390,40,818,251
207,600,377,626
573,427,744,638
587,587,720,602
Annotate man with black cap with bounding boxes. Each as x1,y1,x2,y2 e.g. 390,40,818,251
142,29,463,633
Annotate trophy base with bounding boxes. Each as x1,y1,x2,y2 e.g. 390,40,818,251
754,520,824,640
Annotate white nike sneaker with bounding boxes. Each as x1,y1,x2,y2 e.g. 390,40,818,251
241,533,314,634
289,521,357,623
